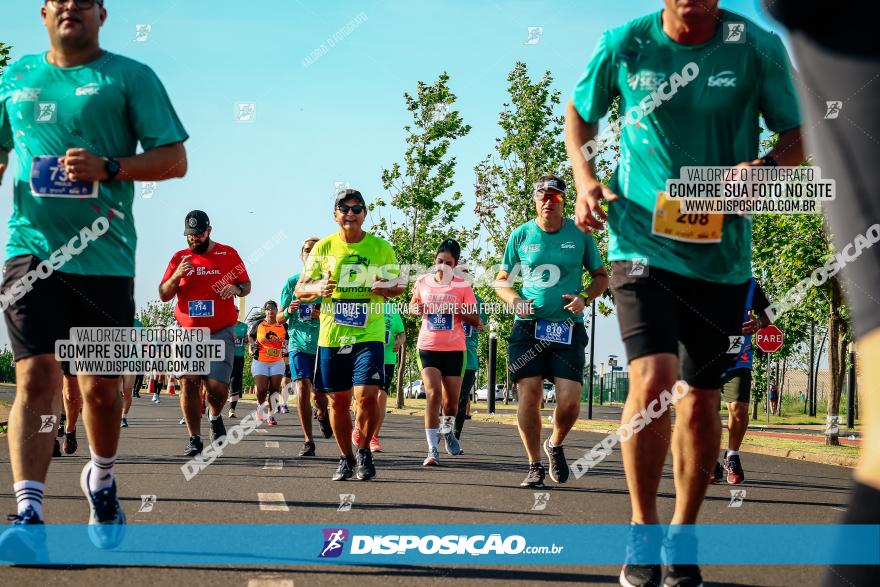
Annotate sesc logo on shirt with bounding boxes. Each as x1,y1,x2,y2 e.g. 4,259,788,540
708,71,737,88
75,83,101,96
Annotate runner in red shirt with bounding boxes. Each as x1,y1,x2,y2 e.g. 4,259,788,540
159,210,251,457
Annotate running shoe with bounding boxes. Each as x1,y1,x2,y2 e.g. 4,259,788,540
121,417,128,428
662,566,703,587
520,462,545,488
228,408,236,419
80,462,126,549
355,448,376,480
151,394,160,403
210,417,227,443
422,447,440,466
544,438,570,484
183,435,203,457
352,425,362,446
620,524,662,587
369,436,382,453
298,441,316,457
316,410,333,439
663,531,701,586
280,404,290,414
710,461,724,484
444,431,464,455
332,455,356,481
267,416,278,427
63,430,77,455
132,389,140,398
0,506,47,565
724,454,745,485
52,439,62,458
178,417,185,425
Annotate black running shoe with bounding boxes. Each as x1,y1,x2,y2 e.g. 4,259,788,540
210,417,227,443
57,414,65,438
355,448,375,481
520,462,546,488
52,439,62,457
663,565,703,586
543,438,570,483
132,389,140,398
316,410,333,439
724,454,744,485
332,455,355,481
620,564,662,587
63,430,78,455
298,441,316,457
620,524,663,587
184,435,203,457
710,461,724,484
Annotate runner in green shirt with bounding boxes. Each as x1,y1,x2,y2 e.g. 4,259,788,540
227,320,249,418
297,189,404,482
454,285,488,440
564,4,803,585
278,237,332,457
0,0,188,554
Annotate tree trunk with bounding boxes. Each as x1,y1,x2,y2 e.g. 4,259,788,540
826,277,847,446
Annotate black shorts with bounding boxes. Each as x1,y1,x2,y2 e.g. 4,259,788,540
230,355,245,395
418,350,465,378
610,261,749,389
2,254,134,376
508,320,587,384
721,368,752,404
381,364,394,392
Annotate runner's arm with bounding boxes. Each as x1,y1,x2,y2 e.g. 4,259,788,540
565,101,619,233
0,147,8,185
735,128,804,168
62,142,187,183
494,269,531,318
581,267,609,303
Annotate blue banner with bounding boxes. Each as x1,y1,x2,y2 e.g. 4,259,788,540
1,524,877,566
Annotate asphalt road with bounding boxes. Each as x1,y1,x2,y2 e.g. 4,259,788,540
0,392,857,586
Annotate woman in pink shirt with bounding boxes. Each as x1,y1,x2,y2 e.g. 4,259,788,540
410,239,482,465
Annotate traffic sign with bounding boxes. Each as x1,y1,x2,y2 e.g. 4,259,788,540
755,325,784,353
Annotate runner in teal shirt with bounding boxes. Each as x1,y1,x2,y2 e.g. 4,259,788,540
455,290,488,439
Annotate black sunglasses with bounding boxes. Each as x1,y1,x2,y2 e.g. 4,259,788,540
47,0,103,9
337,204,365,214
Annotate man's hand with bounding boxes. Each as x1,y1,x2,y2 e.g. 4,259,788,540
562,294,586,315
742,311,770,335
513,298,533,319
371,276,391,298
172,256,193,281
319,271,337,298
218,284,241,300
62,148,109,182
288,301,301,315
575,179,618,233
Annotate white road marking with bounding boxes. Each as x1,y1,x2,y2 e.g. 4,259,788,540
265,441,280,448
247,579,294,587
255,429,268,434
257,493,289,512
263,459,283,470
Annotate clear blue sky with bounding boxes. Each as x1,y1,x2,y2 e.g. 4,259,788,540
0,0,786,366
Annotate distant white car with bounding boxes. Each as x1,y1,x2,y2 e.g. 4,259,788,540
542,381,556,403
475,384,505,401
404,380,426,399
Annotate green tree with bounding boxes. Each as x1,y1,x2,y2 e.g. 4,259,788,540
0,42,11,75
372,72,472,406
0,346,15,384
137,300,175,327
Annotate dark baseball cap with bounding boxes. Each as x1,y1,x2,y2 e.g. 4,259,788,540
184,210,210,235
334,188,366,208
533,175,566,195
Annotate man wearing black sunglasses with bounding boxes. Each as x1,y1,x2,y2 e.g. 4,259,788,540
297,189,404,481
0,0,188,556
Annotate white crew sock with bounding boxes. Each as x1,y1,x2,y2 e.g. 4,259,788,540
14,480,45,519
88,450,117,493
439,415,454,434
726,449,740,458
425,428,439,450
209,413,221,421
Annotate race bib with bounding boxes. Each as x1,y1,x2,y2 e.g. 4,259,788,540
265,347,281,359
234,336,244,348
299,303,314,321
188,300,214,318
463,323,474,338
651,191,723,244
535,319,573,345
333,300,368,328
30,156,98,198
427,313,453,331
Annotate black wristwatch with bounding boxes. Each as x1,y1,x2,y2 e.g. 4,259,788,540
760,154,778,167
104,157,121,180
236,284,245,294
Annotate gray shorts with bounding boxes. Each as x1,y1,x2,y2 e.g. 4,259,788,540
202,325,235,385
